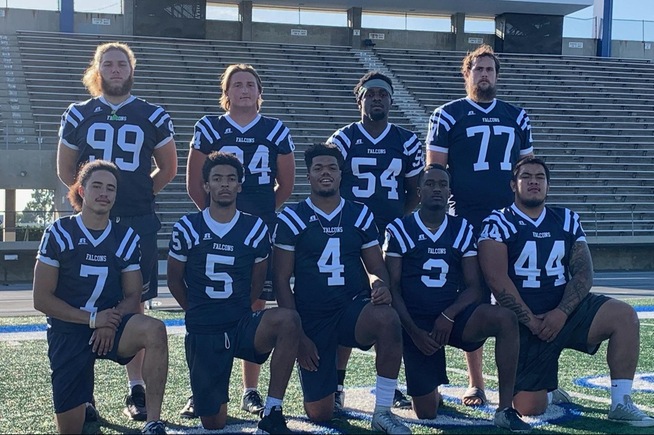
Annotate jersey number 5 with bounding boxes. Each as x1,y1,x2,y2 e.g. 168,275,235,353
205,254,235,299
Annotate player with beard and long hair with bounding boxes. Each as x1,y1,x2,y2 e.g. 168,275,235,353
424,44,542,409
57,42,178,423
326,71,423,412
478,157,654,428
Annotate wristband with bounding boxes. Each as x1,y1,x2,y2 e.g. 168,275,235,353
441,311,455,323
89,311,97,329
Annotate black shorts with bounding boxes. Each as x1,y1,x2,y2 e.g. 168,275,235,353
515,293,610,393
403,303,485,397
113,214,161,302
298,294,373,403
185,310,270,416
48,313,136,413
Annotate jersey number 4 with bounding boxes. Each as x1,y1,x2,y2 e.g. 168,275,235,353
318,238,345,286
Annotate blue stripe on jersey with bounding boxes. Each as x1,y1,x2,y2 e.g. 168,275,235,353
244,219,267,247
279,207,306,235
53,219,74,251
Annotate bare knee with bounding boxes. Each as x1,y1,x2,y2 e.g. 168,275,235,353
304,398,333,422
513,391,547,416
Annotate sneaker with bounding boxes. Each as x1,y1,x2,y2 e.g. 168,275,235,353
371,409,412,434
256,405,293,434
124,385,147,421
334,389,345,414
608,395,654,427
550,388,572,405
393,389,412,409
141,420,166,434
84,400,99,423
179,395,196,419
494,407,532,433
241,390,265,415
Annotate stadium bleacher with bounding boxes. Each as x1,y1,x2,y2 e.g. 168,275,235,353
10,30,654,241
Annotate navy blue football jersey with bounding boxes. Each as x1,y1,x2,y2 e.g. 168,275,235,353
36,215,141,332
426,98,533,228
273,198,379,317
59,96,175,217
478,204,586,315
327,122,424,232
384,213,477,317
168,209,271,333
192,114,295,222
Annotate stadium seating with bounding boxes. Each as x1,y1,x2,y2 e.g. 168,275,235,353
10,30,654,240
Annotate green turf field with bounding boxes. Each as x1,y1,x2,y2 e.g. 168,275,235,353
0,300,653,434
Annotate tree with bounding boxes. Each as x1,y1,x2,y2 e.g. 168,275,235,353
18,189,55,227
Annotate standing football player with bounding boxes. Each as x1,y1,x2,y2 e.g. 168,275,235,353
273,143,411,434
168,152,299,434
425,44,535,408
184,63,296,418
326,71,424,411
34,160,169,435
56,42,177,422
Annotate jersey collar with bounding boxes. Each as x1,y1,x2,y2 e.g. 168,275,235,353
224,113,261,134
414,212,448,242
98,95,136,112
306,197,345,221
356,122,391,145
202,208,240,238
511,203,546,227
465,98,497,114
74,214,112,247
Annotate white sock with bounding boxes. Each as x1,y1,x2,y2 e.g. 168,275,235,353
243,387,258,395
374,375,397,411
547,391,553,405
128,380,145,393
263,396,283,416
610,379,632,410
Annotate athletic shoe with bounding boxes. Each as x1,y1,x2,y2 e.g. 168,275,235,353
85,400,99,423
179,395,196,419
371,409,412,434
393,389,412,409
124,385,147,421
241,390,265,415
141,420,166,434
608,395,654,427
550,388,572,404
494,407,532,433
334,389,345,414
256,406,292,434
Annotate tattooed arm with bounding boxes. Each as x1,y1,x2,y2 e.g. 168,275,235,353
557,241,594,315
478,239,543,335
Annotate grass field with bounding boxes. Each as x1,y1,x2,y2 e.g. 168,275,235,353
0,300,653,434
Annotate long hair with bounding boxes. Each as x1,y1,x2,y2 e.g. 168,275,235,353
461,44,501,76
219,63,264,111
82,42,136,97
67,160,120,212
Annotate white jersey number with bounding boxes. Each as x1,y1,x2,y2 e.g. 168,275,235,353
351,157,402,199
514,240,566,288
318,238,345,286
86,123,144,172
421,258,449,288
205,254,235,299
467,125,515,172
80,265,108,312
220,145,271,185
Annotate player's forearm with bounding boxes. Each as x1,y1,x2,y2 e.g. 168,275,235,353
115,291,140,316
446,288,480,319
557,242,594,316
167,279,189,311
274,184,293,210
390,287,421,337
487,276,536,326
151,168,176,195
34,292,93,325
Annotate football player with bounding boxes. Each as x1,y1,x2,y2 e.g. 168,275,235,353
56,42,177,421
184,64,296,417
33,160,168,435
327,71,424,410
384,164,530,433
273,143,411,434
425,44,533,408
167,152,299,434
478,157,654,427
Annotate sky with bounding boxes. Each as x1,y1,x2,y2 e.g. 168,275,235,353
0,0,652,213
